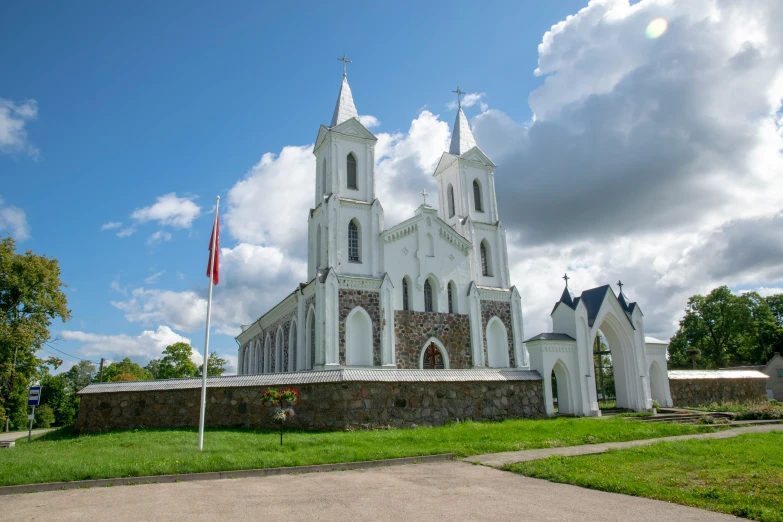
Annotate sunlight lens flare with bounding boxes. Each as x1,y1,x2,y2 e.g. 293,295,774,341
645,18,668,39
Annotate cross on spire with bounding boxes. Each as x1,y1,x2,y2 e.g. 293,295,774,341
452,86,465,108
337,53,352,77
421,188,430,206
563,273,570,288
617,280,624,293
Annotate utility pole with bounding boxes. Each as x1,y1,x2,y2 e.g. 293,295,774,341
99,358,105,383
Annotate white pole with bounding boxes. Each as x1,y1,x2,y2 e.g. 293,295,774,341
198,195,220,451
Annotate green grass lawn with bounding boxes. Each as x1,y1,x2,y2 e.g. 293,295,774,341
0,417,720,487
506,432,783,522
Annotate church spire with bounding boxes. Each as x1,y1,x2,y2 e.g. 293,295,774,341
448,88,477,155
330,54,359,127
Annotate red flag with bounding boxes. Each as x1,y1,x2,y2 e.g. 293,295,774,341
206,210,219,285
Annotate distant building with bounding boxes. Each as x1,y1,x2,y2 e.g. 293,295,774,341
723,353,783,400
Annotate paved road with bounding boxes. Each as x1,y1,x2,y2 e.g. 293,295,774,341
0,429,52,443
466,423,783,467
3,461,736,521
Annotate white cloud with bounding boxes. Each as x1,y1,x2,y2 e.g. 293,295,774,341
101,222,122,231
61,325,191,362
144,270,165,285
0,196,30,240
116,227,135,238
146,230,172,245
754,287,783,298
131,193,201,229
448,92,486,111
0,98,38,157
359,114,381,128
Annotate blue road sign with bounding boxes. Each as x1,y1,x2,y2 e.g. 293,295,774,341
28,386,41,406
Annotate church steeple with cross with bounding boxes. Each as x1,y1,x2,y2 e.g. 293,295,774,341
448,86,478,155
331,54,359,127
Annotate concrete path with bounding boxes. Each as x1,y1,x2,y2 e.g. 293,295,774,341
0,429,52,443
466,423,783,467
1,461,737,521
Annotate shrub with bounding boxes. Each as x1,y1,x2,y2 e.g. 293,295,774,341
34,405,56,429
652,400,661,410
734,403,783,421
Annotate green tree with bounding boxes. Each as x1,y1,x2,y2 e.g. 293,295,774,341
158,343,198,379
34,404,55,428
0,237,70,431
199,352,227,377
99,358,153,382
144,359,161,379
64,360,96,392
39,373,77,426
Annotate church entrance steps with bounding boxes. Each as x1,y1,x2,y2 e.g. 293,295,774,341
0,453,455,496
463,424,783,468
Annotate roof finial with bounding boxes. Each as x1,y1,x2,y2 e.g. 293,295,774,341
452,86,465,109
617,280,624,293
337,53,351,77
563,273,570,288
420,188,430,206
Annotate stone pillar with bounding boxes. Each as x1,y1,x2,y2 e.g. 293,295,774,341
510,287,527,368
380,275,396,367
468,283,484,367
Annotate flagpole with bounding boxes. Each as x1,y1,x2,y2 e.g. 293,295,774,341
198,195,219,451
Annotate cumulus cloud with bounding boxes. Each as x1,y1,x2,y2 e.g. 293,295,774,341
359,114,381,128
0,98,38,157
100,222,123,231
116,227,135,238
131,193,200,228
448,92,486,111
0,196,30,240
61,325,192,362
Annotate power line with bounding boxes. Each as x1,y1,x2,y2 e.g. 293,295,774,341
39,346,100,365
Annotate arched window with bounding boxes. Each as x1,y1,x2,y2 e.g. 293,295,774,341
422,343,445,369
348,220,360,262
264,334,271,373
316,225,322,268
347,153,357,190
308,307,316,369
289,321,297,372
473,180,483,212
402,277,410,311
448,281,456,313
447,184,455,218
322,158,328,197
345,306,373,366
480,240,491,277
275,328,284,373
424,279,434,312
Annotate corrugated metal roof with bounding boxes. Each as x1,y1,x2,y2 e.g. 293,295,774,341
668,370,769,380
524,333,576,343
79,369,542,395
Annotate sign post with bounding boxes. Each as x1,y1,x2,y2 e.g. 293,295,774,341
27,386,41,443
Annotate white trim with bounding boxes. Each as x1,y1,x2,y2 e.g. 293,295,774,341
345,305,374,367
419,337,450,369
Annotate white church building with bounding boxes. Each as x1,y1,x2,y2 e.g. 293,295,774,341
235,67,671,416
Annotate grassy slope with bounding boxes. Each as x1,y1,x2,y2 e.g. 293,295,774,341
507,432,783,522
0,417,718,487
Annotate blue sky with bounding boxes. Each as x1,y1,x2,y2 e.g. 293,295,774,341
2,0,782,373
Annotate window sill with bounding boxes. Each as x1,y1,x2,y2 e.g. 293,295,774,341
348,260,362,264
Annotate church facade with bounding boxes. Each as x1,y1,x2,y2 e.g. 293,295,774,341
236,72,526,377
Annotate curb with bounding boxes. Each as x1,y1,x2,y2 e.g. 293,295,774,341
0,453,455,496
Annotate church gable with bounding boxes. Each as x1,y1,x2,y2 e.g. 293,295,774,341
331,118,377,141
382,210,471,257
460,147,496,168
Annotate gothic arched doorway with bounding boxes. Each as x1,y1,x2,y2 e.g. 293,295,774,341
422,342,445,369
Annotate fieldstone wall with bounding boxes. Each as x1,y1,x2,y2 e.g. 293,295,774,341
338,289,382,366
75,379,545,433
481,300,516,367
394,311,472,369
669,378,769,406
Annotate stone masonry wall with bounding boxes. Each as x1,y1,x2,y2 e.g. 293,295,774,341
481,300,515,367
669,378,769,406
338,289,381,366
394,311,472,369
75,379,545,433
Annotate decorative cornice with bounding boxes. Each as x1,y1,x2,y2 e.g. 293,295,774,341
526,342,576,353
439,227,471,255
383,223,417,244
645,347,667,357
473,222,498,231
258,293,298,331
339,197,372,210
338,275,383,291
478,287,512,302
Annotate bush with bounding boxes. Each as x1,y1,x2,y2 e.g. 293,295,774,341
652,400,661,410
734,403,783,421
34,405,56,429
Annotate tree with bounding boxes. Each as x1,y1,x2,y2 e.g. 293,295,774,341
144,359,161,379
99,358,153,382
0,237,70,431
158,343,198,379
199,352,227,377
669,286,783,369
64,360,96,392
39,373,77,426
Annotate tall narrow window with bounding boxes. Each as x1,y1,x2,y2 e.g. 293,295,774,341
481,241,491,276
316,225,322,268
424,279,433,312
473,180,483,212
448,282,454,313
309,309,315,369
347,153,357,189
348,220,360,262
322,158,328,197
402,278,410,311
290,323,297,372
447,184,455,218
